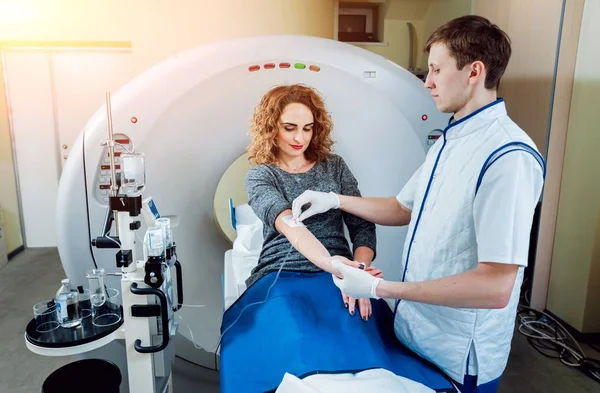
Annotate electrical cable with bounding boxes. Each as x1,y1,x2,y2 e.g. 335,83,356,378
517,301,600,383
175,354,219,373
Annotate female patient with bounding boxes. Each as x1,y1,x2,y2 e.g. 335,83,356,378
244,83,381,320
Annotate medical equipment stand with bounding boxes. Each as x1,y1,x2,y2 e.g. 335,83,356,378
24,93,184,393
99,91,184,392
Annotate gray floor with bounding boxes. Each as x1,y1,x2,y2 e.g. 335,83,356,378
2,248,599,392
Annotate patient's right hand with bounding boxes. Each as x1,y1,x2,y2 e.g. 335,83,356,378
341,266,383,321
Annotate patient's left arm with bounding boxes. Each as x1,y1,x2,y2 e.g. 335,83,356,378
274,209,362,275
244,167,362,275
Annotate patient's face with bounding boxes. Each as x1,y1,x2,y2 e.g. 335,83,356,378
276,103,314,161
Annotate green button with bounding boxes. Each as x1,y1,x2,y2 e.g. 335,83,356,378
294,63,306,69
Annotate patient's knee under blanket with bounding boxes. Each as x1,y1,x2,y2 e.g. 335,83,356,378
220,271,456,393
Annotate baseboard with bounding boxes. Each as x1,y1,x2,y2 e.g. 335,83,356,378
7,245,24,260
544,309,600,345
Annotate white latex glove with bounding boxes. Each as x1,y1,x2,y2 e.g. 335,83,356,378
292,190,340,222
331,259,382,300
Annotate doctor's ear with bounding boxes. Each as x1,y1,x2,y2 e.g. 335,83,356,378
468,61,486,85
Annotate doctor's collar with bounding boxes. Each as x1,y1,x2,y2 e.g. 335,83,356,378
446,98,505,129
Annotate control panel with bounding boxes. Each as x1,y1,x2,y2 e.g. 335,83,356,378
427,129,443,150
94,133,132,204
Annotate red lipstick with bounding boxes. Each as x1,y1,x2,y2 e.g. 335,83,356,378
290,145,303,150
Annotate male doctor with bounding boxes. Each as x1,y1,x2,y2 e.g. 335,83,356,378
292,15,545,393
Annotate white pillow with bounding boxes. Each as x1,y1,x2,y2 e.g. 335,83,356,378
231,204,264,287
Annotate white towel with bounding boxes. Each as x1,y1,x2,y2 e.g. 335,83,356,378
275,368,436,393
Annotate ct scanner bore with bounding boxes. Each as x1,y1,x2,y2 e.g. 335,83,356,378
56,34,448,369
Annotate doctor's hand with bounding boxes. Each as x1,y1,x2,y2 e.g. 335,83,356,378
331,258,383,300
342,266,383,321
292,190,340,222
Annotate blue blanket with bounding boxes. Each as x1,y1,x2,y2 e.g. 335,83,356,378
220,271,456,393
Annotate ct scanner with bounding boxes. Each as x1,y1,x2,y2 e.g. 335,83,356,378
55,34,451,391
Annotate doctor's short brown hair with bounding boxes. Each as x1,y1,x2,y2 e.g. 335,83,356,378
247,84,334,166
425,15,512,90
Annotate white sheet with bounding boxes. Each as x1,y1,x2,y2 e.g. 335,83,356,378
275,369,436,393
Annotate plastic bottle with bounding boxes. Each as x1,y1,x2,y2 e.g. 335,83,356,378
55,279,82,328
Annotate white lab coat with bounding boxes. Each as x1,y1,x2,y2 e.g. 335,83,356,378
394,99,545,385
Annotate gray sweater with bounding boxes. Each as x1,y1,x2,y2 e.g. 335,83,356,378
244,154,376,287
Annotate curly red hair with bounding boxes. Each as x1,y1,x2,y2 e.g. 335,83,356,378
247,84,334,166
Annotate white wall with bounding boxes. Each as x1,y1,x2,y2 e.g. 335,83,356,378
0,57,22,253
0,0,335,248
421,0,472,69
0,0,335,75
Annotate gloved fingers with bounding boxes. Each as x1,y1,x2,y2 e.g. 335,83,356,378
331,258,362,277
296,209,316,223
347,296,356,316
334,256,363,270
358,298,371,321
291,192,309,220
331,259,345,279
332,258,371,277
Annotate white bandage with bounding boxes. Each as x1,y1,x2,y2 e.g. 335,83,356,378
282,214,305,228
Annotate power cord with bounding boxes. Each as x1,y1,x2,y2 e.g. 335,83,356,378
175,354,219,373
516,302,600,383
